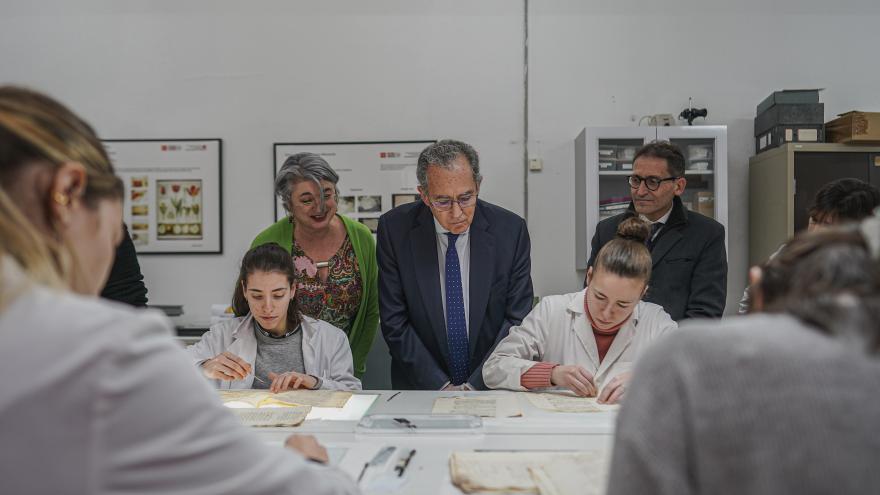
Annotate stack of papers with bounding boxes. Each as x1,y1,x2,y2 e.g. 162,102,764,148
450,451,607,495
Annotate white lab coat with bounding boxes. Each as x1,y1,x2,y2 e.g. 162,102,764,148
0,257,358,495
483,288,677,391
187,314,361,391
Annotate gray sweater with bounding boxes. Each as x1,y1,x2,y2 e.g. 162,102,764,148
607,314,880,495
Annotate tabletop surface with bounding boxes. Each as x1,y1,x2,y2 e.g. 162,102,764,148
245,390,619,494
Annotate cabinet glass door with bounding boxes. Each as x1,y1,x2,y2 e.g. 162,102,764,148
598,138,643,220
657,126,727,233
668,137,717,219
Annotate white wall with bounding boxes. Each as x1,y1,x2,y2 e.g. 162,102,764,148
3,0,880,321
527,0,880,313
0,0,525,323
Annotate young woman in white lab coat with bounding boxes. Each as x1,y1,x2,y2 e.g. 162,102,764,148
0,86,356,494
483,217,677,404
188,242,361,391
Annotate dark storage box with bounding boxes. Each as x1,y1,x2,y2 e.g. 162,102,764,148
754,103,824,137
756,89,821,115
755,125,824,154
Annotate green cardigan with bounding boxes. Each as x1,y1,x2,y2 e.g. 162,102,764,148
251,215,379,379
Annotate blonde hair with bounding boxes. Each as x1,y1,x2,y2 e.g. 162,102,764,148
0,86,122,307
594,217,653,283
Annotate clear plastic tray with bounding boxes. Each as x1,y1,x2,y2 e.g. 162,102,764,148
355,414,483,434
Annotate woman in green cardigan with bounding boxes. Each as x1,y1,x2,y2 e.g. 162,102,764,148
252,153,378,379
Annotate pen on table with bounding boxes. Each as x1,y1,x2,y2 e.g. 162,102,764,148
395,449,416,477
356,462,370,482
386,391,401,402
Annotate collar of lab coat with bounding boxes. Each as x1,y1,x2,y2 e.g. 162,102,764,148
567,288,640,380
223,314,319,389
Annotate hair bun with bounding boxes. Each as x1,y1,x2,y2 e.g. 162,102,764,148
616,217,652,244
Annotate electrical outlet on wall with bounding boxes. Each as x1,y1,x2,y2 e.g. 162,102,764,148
528,158,543,172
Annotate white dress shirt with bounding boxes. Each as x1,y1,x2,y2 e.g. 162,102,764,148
641,204,673,241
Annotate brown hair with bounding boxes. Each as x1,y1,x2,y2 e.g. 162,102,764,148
231,243,301,329
594,217,653,283
0,86,123,304
756,226,880,353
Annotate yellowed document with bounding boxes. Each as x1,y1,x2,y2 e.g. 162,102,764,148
450,452,540,493
432,395,522,418
522,392,606,413
529,453,608,495
218,389,352,408
231,406,311,427
449,451,607,495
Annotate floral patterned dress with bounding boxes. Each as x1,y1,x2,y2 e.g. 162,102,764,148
291,236,363,335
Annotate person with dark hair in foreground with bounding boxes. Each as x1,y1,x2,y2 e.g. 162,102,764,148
607,225,880,495
738,177,880,313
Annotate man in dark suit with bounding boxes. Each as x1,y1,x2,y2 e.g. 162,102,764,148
587,141,727,321
378,140,533,390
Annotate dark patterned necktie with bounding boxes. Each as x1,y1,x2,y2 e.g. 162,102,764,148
647,222,664,251
444,233,469,385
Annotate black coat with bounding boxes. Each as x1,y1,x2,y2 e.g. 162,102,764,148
587,196,727,321
377,199,534,390
100,224,148,307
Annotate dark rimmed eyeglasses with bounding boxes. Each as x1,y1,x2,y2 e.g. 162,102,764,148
626,175,679,191
428,193,477,211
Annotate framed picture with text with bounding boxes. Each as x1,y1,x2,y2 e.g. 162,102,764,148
272,140,435,224
103,139,223,254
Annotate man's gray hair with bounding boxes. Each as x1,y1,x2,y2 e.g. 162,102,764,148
275,152,339,214
416,139,482,191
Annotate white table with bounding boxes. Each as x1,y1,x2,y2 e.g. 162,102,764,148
249,390,618,494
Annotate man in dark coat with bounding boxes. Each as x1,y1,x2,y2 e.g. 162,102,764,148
378,140,533,390
587,141,726,320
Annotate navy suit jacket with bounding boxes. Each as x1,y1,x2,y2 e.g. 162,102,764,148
377,199,533,390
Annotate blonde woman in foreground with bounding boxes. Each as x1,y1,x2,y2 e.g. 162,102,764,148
0,86,357,495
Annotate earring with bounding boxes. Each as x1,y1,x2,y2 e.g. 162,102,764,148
53,192,70,206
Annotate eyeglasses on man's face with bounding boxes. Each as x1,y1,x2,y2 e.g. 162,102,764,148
626,175,679,191
428,192,477,211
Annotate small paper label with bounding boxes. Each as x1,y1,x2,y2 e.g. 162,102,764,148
785,129,793,142
797,128,819,141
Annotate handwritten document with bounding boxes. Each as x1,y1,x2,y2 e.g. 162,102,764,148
218,389,352,408
450,451,607,495
522,392,607,413
231,406,311,427
432,395,522,418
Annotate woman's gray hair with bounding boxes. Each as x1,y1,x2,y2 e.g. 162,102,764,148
416,139,482,191
275,152,339,215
